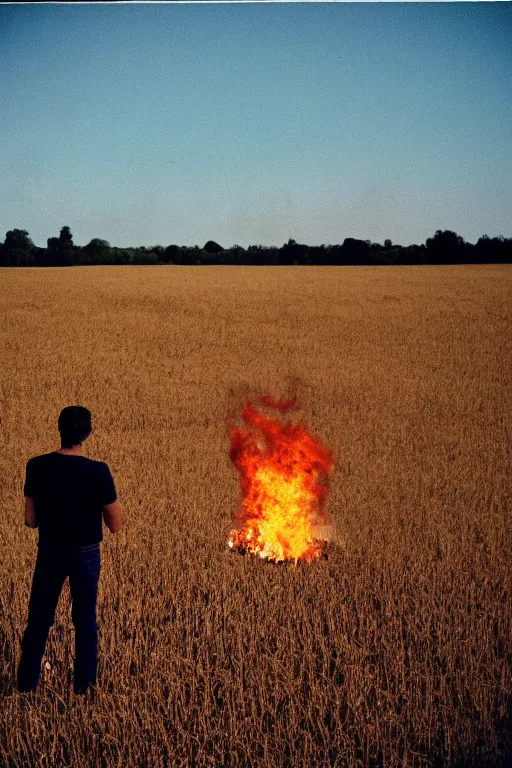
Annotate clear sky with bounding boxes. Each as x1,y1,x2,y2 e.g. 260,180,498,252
1,2,511,249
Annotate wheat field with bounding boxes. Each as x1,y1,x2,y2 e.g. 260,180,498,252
0,265,510,767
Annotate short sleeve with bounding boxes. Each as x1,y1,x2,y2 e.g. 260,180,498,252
99,462,117,505
23,459,36,497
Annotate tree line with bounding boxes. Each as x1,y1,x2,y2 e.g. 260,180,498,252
1,226,511,267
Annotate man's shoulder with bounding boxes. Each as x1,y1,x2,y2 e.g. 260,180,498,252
87,458,111,474
27,452,55,465
87,458,110,468
75,456,106,466
76,457,113,479
27,453,109,470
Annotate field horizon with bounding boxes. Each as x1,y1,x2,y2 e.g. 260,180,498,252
0,265,510,767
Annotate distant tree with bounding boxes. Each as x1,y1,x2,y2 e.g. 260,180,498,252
84,238,112,264
1,229,35,266
425,230,466,264
223,245,245,265
475,235,511,264
32,246,48,267
384,239,392,250
132,248,158,265
43,227,75,266
58,225,74,265
340,237,371,265
307,245,328,265
46,237,60,266
322,244,340,266
118,248,134,265
245,246,280,265
176,246,203,265
204,240,223,254
162,245,180,264
397,243,425,266
476,234,492,254
280,238,308,265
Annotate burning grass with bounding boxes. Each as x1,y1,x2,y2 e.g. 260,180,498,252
0,265,510,767
228,397,334,563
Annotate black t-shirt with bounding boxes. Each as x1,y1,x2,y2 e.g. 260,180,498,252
24,452,117,551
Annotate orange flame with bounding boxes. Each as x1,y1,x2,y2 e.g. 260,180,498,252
228,397,334,563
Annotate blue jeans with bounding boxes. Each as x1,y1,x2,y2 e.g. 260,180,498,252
17,543,101,694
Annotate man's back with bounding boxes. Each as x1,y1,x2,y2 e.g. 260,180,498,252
24,452,117,551
18,405,122,695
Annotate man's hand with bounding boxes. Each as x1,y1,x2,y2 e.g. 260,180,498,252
102,500,123,534
24,497,38,528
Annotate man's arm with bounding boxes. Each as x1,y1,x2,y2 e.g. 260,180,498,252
102,500,123,534
24,496,38,528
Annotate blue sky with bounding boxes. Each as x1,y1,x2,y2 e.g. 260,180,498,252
1,2,511,249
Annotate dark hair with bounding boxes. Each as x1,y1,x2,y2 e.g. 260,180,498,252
58,406,92,448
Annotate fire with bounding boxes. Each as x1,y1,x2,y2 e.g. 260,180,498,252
228,397,334,563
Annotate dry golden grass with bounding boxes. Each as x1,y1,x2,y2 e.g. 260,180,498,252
0,265,510,767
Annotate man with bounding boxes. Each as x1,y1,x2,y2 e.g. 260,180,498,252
17,405,123,696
